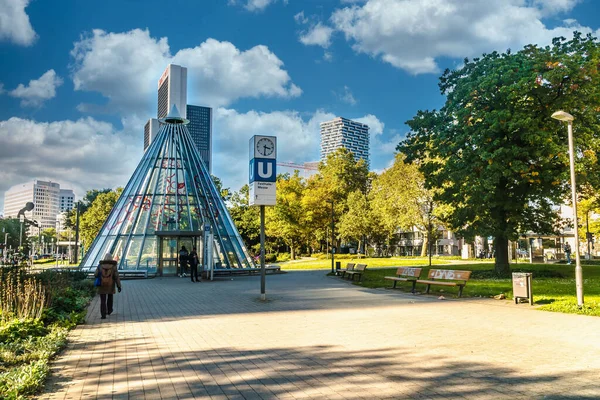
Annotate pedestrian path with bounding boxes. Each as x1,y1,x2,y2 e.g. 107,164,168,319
41,270,600,399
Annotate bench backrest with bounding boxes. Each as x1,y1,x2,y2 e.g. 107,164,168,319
427,269,471,281
396,267,422,278
346,263,355,271
355,264,367,272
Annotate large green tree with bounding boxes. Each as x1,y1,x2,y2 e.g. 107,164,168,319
400,33,600,275
80,188,123,249
228,184,260,253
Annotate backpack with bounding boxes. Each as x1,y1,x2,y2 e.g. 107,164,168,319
101,265,114,287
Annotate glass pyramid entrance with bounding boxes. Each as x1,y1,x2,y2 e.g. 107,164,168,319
80,106,255,274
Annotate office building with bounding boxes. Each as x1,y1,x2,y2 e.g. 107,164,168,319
59,189,75,212
187,105,212,172
144,118,160,151
157,64,187,119
144,65,213,172
3,180,72,233
320,117,370,168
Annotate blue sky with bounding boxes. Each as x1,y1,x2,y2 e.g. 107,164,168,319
1,0,600,209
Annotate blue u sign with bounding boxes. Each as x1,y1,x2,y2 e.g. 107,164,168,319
249,158,276,183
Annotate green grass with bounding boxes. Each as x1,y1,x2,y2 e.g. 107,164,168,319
279,256,479,270
281,258,600,316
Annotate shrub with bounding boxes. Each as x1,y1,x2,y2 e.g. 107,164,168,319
0,269,47,322
0,319,48,344
0,358,49,398
276,252,291,262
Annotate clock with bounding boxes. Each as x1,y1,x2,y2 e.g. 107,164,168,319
256,137,275,157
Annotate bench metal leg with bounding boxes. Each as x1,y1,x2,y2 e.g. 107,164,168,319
426,284,431,294
411,281,416,293
393,281,397,289
458,285,464,297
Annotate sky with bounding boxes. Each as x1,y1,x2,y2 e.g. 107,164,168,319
1,0,600,211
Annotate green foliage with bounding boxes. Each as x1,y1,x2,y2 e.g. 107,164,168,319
79,188,123,250
0,319,47,344
0,358,49,399
400,33,600,274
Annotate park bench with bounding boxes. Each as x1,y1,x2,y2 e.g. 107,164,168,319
344,263,367,281
339,262,355,278
416,269,472,297
384,267,423,292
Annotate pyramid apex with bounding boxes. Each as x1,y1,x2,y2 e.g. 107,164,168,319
161,104,189,125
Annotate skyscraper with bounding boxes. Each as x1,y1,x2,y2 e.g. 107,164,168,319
145,64,212,172
3,180,73,233
320,117,370,168
144,118,160,151
187,105,212,172
157,64,187,119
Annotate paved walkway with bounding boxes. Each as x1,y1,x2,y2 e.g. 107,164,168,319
41,270,600,399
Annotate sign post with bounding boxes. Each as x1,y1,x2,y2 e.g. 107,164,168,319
249,135,277,301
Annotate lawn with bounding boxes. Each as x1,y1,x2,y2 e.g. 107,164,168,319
280,257,600,317
279,256,489,270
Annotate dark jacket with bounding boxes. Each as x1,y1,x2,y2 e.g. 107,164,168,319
95,260,121,295
179,250,189,265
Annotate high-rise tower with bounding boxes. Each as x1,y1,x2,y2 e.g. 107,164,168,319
145,64,212,173
320,117,370,168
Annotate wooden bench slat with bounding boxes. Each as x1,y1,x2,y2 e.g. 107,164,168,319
415,269,472,297
386,267,422,291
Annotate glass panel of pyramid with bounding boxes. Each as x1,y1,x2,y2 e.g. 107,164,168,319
80,105,256,272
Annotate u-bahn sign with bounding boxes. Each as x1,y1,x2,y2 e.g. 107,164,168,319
249,135,277,206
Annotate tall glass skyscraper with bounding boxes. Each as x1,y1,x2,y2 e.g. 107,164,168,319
320,117,370,168
187,105,212,173
144,64,212,173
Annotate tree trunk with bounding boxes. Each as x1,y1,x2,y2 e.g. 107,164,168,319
494,236,510,276
421,236,428,257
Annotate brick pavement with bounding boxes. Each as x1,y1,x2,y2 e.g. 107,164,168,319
41,270,600,399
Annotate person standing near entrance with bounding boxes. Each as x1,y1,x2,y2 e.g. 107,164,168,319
95,253,122,319
189,247,200,282
179,246,189,277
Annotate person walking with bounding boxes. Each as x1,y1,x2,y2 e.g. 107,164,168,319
189,247,200,282
179,246,189,277
564,242,572,265
95,253,122,319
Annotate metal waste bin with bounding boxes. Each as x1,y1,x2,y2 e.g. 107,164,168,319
335,261,341,275
512,272,533,305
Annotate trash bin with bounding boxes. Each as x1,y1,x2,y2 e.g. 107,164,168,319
512,272,533,305
335,261,341,274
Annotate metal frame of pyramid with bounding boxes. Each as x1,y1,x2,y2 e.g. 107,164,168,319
80,105,255,273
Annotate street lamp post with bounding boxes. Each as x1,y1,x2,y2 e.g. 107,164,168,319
552,110,584,307
330,200,335,274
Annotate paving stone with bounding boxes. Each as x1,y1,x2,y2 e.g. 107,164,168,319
41,270,600,399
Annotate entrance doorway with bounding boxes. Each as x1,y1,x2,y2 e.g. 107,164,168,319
158,236,198,276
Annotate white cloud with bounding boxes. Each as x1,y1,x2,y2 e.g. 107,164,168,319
70,29,301,114
331,0,598,74
336,85,357,105
229,0,280,12
9,69,63,107
212,109,391,191
0,0,36,46
0,117,141,207
294,11,308,24
323,52,333,62
299,22,335,48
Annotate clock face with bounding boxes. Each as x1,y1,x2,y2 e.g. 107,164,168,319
256,137,275,157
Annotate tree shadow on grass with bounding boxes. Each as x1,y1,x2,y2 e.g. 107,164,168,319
43,339,599,399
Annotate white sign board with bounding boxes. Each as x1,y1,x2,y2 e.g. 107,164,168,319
249,135,277,206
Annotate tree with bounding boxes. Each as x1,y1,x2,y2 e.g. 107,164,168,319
338,190,374,254
400,33,600,275
80,188,123,249
64,188,112,229
228,184,260,252
211,175,231,202
266,172,307,259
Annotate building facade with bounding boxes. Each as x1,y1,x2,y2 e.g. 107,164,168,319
157,64,187,119
187,105,212,172
144,118,160,152
320,117,370,168
145,64,213,170
59,189,75,213
3,180,72,233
